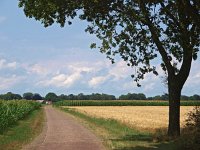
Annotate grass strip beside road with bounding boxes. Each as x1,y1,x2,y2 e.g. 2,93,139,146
0,107,45,150
60,107,181,150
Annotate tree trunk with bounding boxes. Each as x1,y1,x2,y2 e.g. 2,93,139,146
168,79,182,137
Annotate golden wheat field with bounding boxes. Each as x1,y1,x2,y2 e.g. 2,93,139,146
67,106,194,132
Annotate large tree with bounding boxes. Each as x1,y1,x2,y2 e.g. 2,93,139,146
18,0,200,137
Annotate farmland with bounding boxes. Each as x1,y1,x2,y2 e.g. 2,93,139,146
0,100,41,133
59,105,199,149
64,106,194,132
55,100,200,106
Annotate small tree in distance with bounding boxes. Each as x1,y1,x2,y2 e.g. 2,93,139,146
45,92,58,102
32,93,43,100
23,92,33,100
18,1,200,137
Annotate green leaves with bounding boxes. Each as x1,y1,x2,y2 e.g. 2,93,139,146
90,43,97,49
0,100,41,133
19,0,200,86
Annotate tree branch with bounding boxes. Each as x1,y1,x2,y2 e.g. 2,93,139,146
159,2,182,30
174,1,194,86
139,1,174,75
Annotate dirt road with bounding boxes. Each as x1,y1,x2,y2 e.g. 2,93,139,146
24,106,105,150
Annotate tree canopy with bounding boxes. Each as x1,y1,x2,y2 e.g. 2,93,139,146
19,0,200,137
23,92,34,100
0,92,22,100
32,93,43,100
45,92,58,102
19,1,200,84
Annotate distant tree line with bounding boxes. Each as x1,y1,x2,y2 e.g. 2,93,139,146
50,93,116,102
147,94,200,101
0,92,22,100
119,93,146,100
0,92,200,101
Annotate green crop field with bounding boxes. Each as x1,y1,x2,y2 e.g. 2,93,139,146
0,100,41,133
54,100,200,107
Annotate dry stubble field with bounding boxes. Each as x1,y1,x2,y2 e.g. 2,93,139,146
66,106,194,132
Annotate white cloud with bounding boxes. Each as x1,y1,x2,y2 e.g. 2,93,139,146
0,59,6,68
26,64,48,75
185,62,200,86
7,62,17,68
89,75,109,87
194,72,200,78
33,60,112,89
37,72,82,88
68,64,94,73
0,75,23,90
66,60,111,74
63,73,81,86
0,58,17,69
109,61,132,80
88,60,132,88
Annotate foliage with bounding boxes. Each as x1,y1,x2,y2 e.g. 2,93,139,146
45,92,58,102
23,92,34,100
18,0,200,84
181,106,200,150
18,0,200,136
119,93,146,100
0,92,22,100
58,93,116,101
32,93,43,100
23,92,43,100
181,94,200,100
0,100,41,133
0,92,199,101
149,94,200,101
54,100,200,107
0,108,44,150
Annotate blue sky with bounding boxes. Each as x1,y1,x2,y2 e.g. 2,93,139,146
0,1,199,97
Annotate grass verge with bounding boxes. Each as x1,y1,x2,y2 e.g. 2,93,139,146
0,107,45,150
60,107,182,150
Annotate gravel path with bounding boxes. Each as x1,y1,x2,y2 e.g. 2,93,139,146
23,106,105,150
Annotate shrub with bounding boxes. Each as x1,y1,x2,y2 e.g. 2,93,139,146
181,106,200,150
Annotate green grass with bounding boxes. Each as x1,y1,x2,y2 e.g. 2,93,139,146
59,107,182,150
0,107,45,150
54,100,200,106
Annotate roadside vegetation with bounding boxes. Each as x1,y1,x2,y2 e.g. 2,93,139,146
0,106,44,150
180,106,200,150
0,100,41,133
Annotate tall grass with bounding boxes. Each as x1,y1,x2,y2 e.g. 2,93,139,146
0,100,41,133
54,100,200,106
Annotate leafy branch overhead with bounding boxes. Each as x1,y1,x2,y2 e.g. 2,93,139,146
18,0,200,137
19,0,199,86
